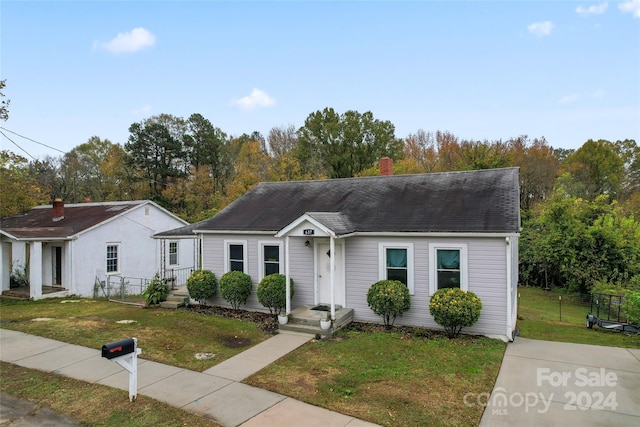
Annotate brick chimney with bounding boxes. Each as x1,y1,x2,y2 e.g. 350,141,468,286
52,198,65,221
380,157,393,176
83,197,91,203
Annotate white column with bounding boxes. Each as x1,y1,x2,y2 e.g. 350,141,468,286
30,242,43,300
330,236,335,321
0,243,9,291
285,236,291,315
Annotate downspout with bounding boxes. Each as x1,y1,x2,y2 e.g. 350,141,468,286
285,236,291,315
330,235,335,321
506,236,513,341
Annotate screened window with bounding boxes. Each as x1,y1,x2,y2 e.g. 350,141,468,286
429,243,468,295
169,242,178,266
386,248,408,285
379,243,414,294
106,244,119,273
263,245,280,276
229,244,244,272
436,249,461,289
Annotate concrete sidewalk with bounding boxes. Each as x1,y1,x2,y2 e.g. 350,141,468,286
0,329,378,427
479,337,640,427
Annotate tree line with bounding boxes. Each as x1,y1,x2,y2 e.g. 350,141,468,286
1,105,639,293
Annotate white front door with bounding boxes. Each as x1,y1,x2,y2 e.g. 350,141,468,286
316,242,345,307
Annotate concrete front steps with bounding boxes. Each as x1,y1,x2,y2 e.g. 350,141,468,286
278,305,354,338
160,289,190,309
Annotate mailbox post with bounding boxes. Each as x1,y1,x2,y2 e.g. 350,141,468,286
101,338,142,402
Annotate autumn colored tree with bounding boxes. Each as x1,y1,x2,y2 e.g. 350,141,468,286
267,124,310,181
223,139,272,205
511,136,559,211
0,150,44,217
184,113,230,195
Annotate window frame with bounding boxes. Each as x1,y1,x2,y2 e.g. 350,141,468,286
258,240,284,282
106,243,120,275
429,243,468,295
168,241,179,266
224,240,248,274
378,242,414,295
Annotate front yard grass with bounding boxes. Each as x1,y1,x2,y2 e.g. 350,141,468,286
0,297,272,371
517,286,640,348
0,362,222,427
245,325,505,427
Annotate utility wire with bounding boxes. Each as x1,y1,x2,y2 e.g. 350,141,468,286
0,126,66,154
0,129,36,160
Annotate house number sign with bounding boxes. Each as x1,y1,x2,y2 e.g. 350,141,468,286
303,229,315,235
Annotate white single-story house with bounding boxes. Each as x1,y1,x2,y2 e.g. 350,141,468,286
0,200,197,299
188,161,521,341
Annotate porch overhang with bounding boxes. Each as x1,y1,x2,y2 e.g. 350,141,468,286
275,212,354,239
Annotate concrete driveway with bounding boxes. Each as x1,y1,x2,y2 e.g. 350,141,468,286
479,337,640,426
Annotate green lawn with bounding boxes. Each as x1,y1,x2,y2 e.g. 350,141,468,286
246,325,505,427
516,286,640,348
2,286,637,427
0,297,272,371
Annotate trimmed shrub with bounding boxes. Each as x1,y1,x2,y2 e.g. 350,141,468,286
429,288,482,338
256,273,294,317
219,271,253,310
186,270,217,305
142,277,170,305
366,280,411,328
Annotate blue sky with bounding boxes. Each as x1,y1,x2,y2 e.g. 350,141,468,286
1,1,639,159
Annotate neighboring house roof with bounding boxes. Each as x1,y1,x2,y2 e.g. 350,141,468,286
153,218,210,239
0,200,188,240
194,167,521,235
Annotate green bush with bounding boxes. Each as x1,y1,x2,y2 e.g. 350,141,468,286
366,280,411,328
219,271,253,310
142,277,170,306
186,270,217,305
256,273,294,317
624,290,640,326
429,288,482,338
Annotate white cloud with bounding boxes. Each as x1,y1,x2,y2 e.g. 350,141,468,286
619,0,640,18
527,21,554,38
576,2,608,16
96,27,156,54
559,93,579,104
133,104,152,115
231,89,276,111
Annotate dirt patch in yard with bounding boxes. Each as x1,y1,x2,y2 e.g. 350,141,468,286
220,335,252,348
183,305,278,333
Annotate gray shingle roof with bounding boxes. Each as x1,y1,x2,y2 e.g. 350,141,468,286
195,168,520,234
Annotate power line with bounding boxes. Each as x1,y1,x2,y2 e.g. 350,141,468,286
0,129,36,160
0,126,66,154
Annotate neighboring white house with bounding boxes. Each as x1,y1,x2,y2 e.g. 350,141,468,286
186,161,521,341
0,200,197,299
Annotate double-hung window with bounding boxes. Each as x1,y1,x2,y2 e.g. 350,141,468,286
259,241,283,280
224,240,247,273
169,241,178,266
106,244,119,274
429,243,468,294
379,243,414,294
